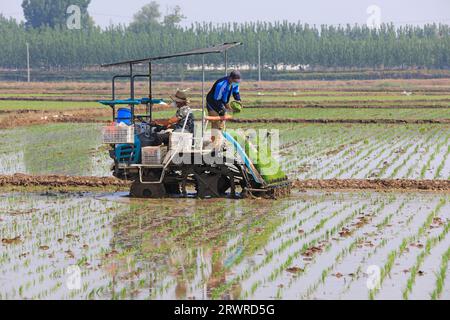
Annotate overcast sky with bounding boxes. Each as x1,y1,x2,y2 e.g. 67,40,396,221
1,0,449,27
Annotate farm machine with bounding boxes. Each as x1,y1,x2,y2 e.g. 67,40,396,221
100,43,291,199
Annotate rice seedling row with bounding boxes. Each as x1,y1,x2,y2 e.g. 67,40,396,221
367,198,447,299
309,196,412,299
214,196,382,299
1,191,448,300
269,195,399,299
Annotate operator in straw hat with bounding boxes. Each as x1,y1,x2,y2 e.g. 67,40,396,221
152,89,194,145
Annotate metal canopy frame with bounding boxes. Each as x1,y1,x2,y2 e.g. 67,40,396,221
101,42,242,67
101,42,243,134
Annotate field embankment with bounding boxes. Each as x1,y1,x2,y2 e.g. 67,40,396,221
1,107,449,130
1,174,449,192
294,179,450,192
1,78,450,110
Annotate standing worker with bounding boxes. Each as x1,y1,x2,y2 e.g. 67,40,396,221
206,70,242,149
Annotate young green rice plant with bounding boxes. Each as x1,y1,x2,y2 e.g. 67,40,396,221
370,126,439,179
420,132,449,179
291,125,372,178
403,218,449,299
370,141,415,178
434,145,450,179
337,199,419,297
430,247,450,300
403,128,442,178
389,144,420,178
319,125,403,179
299,195,403,299
265,200,387,298
211,199,358,298
369,198,446,299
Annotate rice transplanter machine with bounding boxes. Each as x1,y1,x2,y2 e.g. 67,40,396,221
100,42,291,198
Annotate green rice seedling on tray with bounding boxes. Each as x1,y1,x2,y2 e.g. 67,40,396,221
226,129,287,184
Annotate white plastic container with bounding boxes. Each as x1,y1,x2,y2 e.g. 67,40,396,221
142,146,168,165
170,132,193,152
102,125,134,144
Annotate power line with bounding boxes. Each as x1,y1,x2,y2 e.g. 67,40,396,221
26,42,30,83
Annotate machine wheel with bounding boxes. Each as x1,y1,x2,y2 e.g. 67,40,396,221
195,174,220,198
218,175,231,195
164,183,181,195
195,174,231,198
112,162,127,180
130,181,166,198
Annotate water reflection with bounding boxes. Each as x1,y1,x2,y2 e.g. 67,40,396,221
2,192,446,299
107,197,283,300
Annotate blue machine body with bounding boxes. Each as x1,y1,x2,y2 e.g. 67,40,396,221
99,97,165,165
114,134,141,164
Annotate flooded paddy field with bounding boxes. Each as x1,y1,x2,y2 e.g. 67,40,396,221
0,123,111,177
0,80,448,300
1,78,450,109
280,123,450,180
0,191,448,300
0,123,449,180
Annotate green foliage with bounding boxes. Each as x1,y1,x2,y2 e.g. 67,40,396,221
163,6,186,28
129,2,185,32
0,12,449,70
129,1,162,33
22,0,91,29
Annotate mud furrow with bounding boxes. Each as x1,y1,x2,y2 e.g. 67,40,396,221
294,179,450,191
0,173,129,188
2,109,450,129
0,174,449,192
1,98,450,109
230,119,450,124
244,105,450,109
0,110,108,129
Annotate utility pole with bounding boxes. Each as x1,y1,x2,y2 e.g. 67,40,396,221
258,40,262,82
26,42,30,82
224,50,228,76
201,55,205,139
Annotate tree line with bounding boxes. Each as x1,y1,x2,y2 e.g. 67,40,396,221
0,2,449,70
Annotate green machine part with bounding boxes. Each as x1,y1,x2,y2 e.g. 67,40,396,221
226,129,287,184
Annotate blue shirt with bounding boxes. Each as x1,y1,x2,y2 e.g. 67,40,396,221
206,77,241,115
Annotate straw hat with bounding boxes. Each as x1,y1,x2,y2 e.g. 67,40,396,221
170,89,190,103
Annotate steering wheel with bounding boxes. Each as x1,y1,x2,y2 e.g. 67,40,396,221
136,116,147,123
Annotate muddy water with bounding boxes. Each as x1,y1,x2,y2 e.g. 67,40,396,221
0,191,448,300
